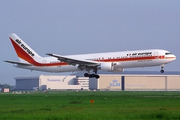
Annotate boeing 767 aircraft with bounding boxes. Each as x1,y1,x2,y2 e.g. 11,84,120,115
5,33,176,78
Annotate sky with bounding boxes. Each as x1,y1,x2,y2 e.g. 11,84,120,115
0,0,180,85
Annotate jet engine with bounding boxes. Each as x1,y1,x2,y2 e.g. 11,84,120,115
100,62,113,71
100,62,123,72
112,68,124,72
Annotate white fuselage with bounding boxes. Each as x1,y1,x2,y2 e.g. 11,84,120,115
15,49,176,73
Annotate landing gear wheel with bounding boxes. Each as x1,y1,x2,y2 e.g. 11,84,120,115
89,74,93,78
160,70,164,73
92,74,96,78
84,73,100,78
160,64,165,73
84,73,89,77
95,75,100,79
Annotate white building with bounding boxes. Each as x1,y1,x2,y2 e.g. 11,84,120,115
15,75,89,90
1,88,10,92
96,74,180,91
15,74,180,91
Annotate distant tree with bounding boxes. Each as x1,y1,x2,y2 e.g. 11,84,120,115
0,84,14,90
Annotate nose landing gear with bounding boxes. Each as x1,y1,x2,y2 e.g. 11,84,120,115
160,64,165,73
160,70,164,73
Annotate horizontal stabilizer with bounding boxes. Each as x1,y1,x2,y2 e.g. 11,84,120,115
4,60,32,66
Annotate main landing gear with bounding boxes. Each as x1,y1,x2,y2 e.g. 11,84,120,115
160,64,164,73
84,73,100,79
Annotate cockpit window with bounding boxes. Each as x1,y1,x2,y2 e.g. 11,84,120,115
165,53,172,55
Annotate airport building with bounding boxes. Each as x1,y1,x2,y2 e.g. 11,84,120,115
91,74,180,91
15,74,180,91
15,75,89,90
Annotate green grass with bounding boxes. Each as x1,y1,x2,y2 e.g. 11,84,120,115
0,91,180,120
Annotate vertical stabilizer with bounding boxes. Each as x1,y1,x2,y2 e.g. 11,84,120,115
9,33,42,63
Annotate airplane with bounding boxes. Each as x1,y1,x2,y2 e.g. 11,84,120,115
5,33,176,78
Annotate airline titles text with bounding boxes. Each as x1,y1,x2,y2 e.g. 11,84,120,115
15,39,34,57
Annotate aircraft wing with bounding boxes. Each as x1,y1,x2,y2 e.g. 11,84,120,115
4,60,32,66
46,53,99,66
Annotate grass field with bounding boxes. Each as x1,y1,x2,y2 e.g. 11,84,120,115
0,91,180,120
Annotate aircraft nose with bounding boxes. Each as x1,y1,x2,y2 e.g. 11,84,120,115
173,54,176,60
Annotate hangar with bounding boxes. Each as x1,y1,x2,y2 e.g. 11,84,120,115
15,74,180,91
15,75,89,90
90,74,180,91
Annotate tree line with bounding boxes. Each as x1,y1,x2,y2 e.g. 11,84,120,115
0,84,14,90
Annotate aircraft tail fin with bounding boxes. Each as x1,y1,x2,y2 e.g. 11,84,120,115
9,33,42,63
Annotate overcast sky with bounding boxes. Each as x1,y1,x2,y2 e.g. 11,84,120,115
0,0,180,85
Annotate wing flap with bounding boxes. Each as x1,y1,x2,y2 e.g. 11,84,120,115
4,60,32,66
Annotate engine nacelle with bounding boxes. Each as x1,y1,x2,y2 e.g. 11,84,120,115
112,68,124,72
100,62,114,71
100,62,123,72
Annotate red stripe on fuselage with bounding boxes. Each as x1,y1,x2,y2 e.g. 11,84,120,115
97,56,158,62
10,38,168,67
